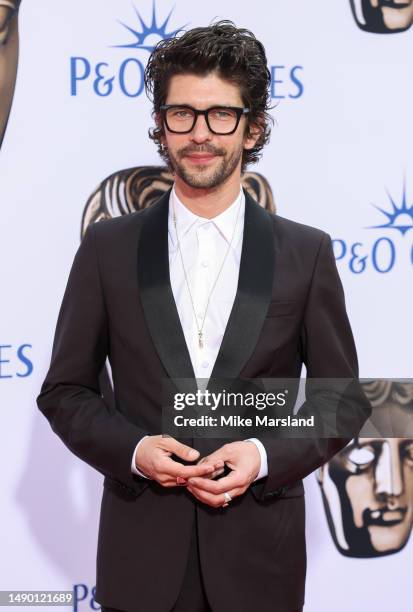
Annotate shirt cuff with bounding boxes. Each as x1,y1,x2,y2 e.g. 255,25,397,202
131,435,151,478
246,438,268,481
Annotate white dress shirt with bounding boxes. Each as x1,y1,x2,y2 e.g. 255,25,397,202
131,186,268,481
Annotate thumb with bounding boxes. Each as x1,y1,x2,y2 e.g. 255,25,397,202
167,438,200,462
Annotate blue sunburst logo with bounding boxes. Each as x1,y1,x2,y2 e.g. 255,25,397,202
368,181,413,236
113,1,189,52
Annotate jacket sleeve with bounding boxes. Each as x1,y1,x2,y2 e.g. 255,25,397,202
251,232,371,502
37,224,148,496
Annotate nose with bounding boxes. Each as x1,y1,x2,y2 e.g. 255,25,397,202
374,440,404,499
190,113,212,143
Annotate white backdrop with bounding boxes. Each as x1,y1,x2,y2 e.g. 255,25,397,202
1,1,412,611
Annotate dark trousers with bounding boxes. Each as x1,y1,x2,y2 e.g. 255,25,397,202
170,510,212,612
102,510,211,612
101,511,303,612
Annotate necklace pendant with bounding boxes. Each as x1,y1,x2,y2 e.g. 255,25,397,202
198,332,204,349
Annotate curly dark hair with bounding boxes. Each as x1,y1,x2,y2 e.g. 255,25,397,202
144,20,273,173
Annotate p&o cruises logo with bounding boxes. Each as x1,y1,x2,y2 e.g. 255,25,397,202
333,179,413,274
69,1,305,100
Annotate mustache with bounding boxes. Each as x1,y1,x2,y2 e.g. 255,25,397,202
379,1,412,7
363,505,408,527
178,145,226,158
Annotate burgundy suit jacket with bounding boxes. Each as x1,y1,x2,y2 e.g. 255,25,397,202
37,189,370,612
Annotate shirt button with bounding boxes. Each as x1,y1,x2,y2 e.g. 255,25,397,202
203,225,210,231
201,260,209,267
198,313,204,320
201,361,209,368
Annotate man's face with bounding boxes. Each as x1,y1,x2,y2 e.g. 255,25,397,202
159,72,258,190
319,437,413,556
350,0,413,33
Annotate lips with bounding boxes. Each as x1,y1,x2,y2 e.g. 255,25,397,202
185,154,216,163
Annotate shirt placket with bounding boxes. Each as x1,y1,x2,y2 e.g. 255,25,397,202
193,220,215,380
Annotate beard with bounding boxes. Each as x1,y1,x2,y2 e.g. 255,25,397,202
166,143,243,189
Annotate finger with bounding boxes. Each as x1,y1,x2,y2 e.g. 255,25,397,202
161,437,201,462
198,457,225,469
190,484,243,506
180,459,225,478
187,470,242,493
158,457,224,480
164,479,190,488
187,485,241,508
158,456,217,479
160,479,180,487
208,466,226,479
156,473,199,488
187,485,221,508
185,461,225,479
174,460,224,481
176,465,225,485
154,473,181,487
197,449,227,466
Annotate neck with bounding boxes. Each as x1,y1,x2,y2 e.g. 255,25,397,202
173,173,242,219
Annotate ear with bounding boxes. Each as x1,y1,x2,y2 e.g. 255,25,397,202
155,111,166,144
155,111,162,127
243,115,264,151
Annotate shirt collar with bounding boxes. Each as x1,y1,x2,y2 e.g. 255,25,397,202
168,185,245,247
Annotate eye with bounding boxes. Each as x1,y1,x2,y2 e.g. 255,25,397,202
347,445,376,470
170,108,192,120
210,109,235,120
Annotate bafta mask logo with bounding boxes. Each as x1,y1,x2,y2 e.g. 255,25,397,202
0,0,18,45
350,0,413,33
317,381,413,557
0,0,21,148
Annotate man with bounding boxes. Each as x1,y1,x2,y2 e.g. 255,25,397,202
37,21,370,612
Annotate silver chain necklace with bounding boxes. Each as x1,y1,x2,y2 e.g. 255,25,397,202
172,196,242,349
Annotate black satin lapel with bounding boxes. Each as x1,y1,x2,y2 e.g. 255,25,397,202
209,190,275,386
137,190,196,390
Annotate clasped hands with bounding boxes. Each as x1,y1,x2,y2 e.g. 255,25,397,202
135,435,261,508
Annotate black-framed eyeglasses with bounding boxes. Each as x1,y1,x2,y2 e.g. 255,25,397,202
160,104,250,135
